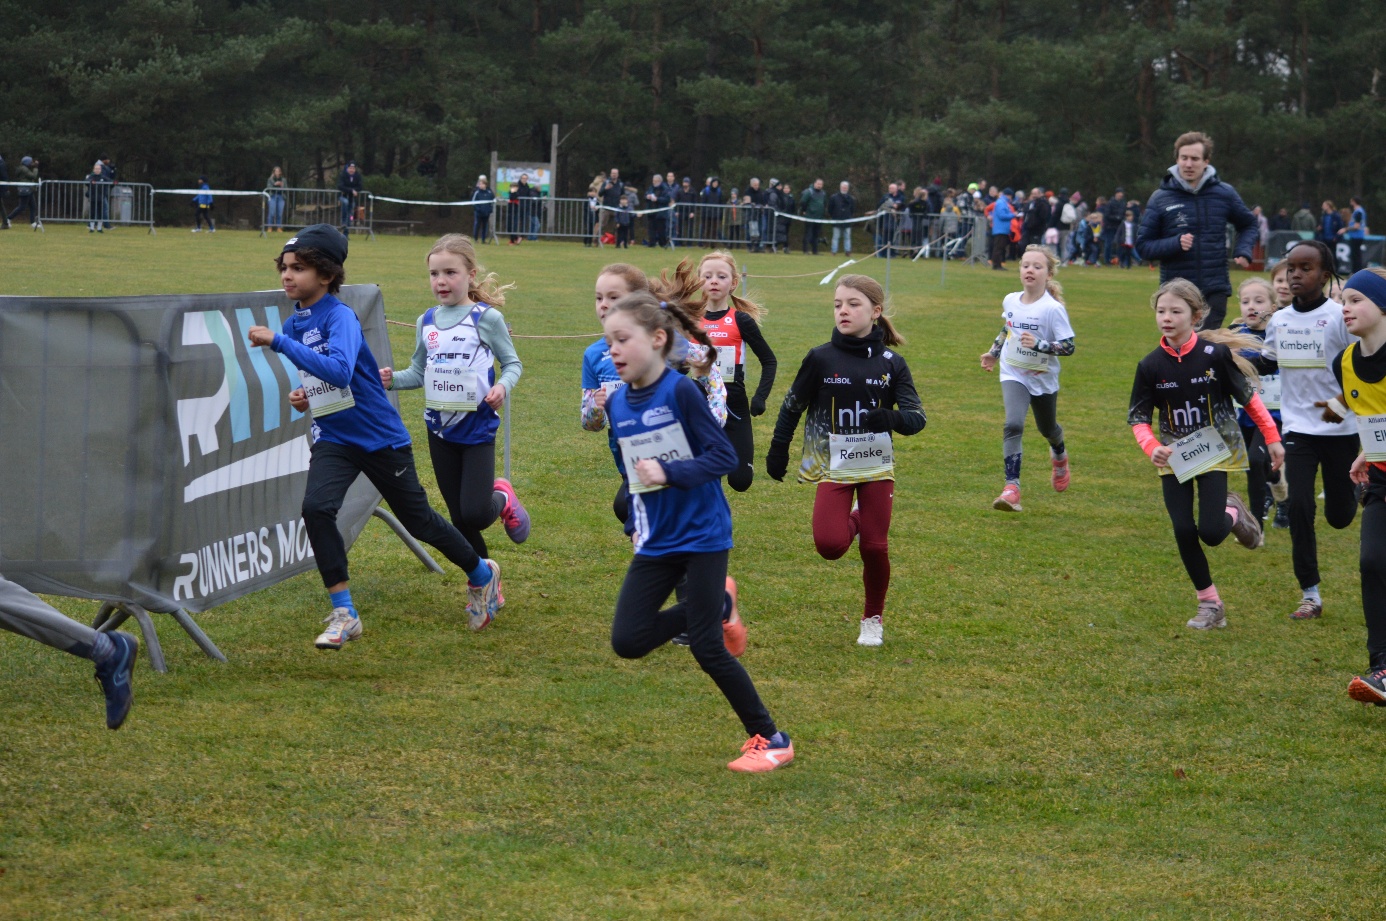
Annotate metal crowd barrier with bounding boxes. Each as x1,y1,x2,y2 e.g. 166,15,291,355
260,186,373,238
29,180,155,233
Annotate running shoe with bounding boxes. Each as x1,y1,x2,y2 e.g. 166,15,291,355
1273,502,1291,530
467,559,502,631
857,614,884,646
1186,600,1226,630
315,608,362,649
1348,668,1386,705
727,731,794,773
1290,598,1322,620
1226,492,1263,549
93,631,138,729
493,478,531,543
723,577,746,658
1051,453,1071,492
671,633,691,646
992,484,1022,512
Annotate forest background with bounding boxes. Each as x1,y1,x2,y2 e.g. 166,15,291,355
0,0,1383,212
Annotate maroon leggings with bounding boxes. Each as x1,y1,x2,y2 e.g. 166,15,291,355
812,480,894,619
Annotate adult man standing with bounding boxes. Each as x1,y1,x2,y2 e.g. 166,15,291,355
598,168,623,245
675,177,699,244
470,175,495,243
1102,188,1127,265
337,161,363,231
827,181,856,255
644,172,671,248
699,176,724,243
989,187,1016,270
1135,131,1257,329
1291,202,1316,233
1340,197,1369,272
1022,188,1050,248
745,177,766,252
800,178,827,254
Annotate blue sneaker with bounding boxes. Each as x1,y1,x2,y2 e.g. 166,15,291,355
94,632,138,729
467,560,502,631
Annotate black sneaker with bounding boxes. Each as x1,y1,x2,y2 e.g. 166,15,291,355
671,633,691,646
1348,667,1386,706
1273,502,1290,529
94,631,138,729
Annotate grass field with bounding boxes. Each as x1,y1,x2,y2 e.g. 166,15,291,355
0,226,1379,919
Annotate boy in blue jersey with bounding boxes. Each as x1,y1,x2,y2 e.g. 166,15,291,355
247,225,500,648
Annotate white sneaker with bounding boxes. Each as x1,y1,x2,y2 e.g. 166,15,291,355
857,615,884,646
315,607,362,649
467,560,502,631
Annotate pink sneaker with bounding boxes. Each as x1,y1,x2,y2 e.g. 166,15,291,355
992,484,1022,512
493,478,531,543
1051,454,1071,492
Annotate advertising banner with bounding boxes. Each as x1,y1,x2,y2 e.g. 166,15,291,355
0,285,393,614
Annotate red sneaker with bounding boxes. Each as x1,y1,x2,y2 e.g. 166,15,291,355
992,484,1022,512
1051,454,1071,492
722,577,746,658
493,478,531,543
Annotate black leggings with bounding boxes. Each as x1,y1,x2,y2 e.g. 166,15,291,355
1361,471,1386,669
1284,431,1359,589
724,383,755,492
302,440,480,587
611,551,775,739
427,433,504,560
1239,422,1281,521
1199,292,1228,331
1161,471,1231,591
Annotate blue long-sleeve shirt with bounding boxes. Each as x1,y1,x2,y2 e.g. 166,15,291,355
271,293,411,452
606,369,735,556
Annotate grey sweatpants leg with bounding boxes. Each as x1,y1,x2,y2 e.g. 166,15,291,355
0,571,98,658
1002,380,1065,485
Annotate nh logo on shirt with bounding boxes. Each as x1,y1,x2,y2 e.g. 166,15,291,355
1170,401,1205,429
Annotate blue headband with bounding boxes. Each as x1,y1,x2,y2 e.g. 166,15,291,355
1344,270,1386,313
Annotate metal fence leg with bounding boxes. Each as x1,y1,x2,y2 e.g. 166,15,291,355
372,506,445,574
95,603,168,673
168,609,227,662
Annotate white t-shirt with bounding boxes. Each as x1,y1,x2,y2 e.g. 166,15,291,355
998,291,1075,396
1263,299,1357,437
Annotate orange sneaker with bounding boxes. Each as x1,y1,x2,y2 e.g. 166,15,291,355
992,483,1022,511
727,732,794,773
723,576,746,658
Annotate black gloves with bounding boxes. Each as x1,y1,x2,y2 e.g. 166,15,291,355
766,445,789,482
864,408,898,433
750,395,767,416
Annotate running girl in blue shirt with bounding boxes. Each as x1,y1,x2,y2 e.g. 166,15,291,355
603,268,788,772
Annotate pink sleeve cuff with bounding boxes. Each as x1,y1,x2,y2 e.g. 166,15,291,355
1132,423,1159,458
1243,394,1281,445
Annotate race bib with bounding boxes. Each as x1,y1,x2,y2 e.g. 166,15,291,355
1357,413,1386,462
601,380,624,397
618,422,694,494
714,346,739,379
425,359,480,412
299,370,354,418
1256,373,1281,411
1275,325,1326,368
828,431,894,475
1001,331,1050,372
1165,426,1232,483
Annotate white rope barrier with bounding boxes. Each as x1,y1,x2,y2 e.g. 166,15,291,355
154,188,268,197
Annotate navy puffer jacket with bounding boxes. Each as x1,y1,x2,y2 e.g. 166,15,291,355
1135,166,1257,297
